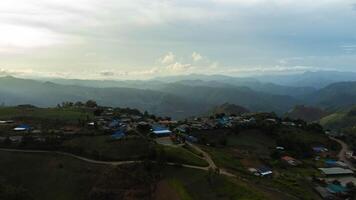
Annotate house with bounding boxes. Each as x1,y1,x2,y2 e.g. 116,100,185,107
314,186,334,199
108,120,120,128
325,160,349,168
0,120,14,124
111,130,126,139
281,156,300,166
326,184,348,195
152,125,172,137
319,167,354,177
282,121,296,126
276,146,285,151
313,146,328,153
257,166,273,176
13,124,31,131
9,136,23,143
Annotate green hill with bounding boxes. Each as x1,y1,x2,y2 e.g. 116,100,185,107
320,105,356,131
286,105,328,122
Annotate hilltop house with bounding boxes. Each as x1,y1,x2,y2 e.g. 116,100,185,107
319,167,354,177
152,125,172,137
281,156,300,166
13,124,31,132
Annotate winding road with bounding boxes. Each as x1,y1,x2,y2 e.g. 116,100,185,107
330,137,355,171
0,145,236,177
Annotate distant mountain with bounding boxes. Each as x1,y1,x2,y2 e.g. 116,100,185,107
305,81,356,110
285,105,328,122
159,83,300,114
0,76,206,119
255,71,356,89
210,103,250,116
2,73,356,119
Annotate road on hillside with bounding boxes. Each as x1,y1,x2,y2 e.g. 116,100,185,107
0,147,232,174
330,137,355,171
0,147,299,199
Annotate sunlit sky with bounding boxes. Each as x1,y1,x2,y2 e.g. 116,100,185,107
1,0,356,79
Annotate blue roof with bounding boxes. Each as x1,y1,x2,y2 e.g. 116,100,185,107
111,130,125,139
325,160,337,164
17,124,30,129
152,125,171,135
327,184,348,193
257,166,272,173
109,120,120,128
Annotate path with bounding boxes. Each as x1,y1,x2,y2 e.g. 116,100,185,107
330,137,355,171
186,142,236,177
0,147,230,174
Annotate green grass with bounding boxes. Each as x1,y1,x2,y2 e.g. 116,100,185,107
168,179,193,200
182,144,204,157
0,151,103,200
162,167,268,200
227,130,275,156
159,145,209,167
62,135,152,161
203,147,245,172
0,107,92,122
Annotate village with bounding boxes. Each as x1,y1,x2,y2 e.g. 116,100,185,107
0,103,355,199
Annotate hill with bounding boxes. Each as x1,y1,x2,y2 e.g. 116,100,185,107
211,103,250,116
306,81,356,110
160,83,300,114
285,105,328,122
0,76,206,119
320,106,356,131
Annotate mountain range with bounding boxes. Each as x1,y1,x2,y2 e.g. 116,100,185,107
1,70,356,119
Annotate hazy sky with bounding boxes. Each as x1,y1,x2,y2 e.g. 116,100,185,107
1,0,356,79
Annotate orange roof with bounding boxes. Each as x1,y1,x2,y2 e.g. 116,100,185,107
281,156,295,161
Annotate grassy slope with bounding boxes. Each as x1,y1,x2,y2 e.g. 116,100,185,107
199,129,327,200
62,136,152,161
0,107,92,123
0,151,103,200
63,136,208,166
161,167,268,200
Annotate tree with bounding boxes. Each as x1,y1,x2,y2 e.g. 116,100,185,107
85,100,98,108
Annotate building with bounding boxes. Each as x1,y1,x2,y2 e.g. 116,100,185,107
257,166,273,176
13,124,31,131
319,167,354,177
111,130,126,139
152,125,172,137
281,156,300,166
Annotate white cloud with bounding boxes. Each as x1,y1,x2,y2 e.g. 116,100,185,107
159,52,176,64
192,52,203,62
166,62,192,72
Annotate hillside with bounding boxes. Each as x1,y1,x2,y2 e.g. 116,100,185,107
0,76,206,119
210,103,250,116
160,83,300,114
286,105,328,122
306,81,356,110
320,106,356,131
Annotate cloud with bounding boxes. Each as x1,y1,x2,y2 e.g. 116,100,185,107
166,62,192,72
100,71,115,76
192,52,203,62
159,52,176,64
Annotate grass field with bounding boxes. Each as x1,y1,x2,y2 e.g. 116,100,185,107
161,167,269,200
0,151,103,200
62,136,208,166
159,145,208,167
62,135,152,161
0,107,92,123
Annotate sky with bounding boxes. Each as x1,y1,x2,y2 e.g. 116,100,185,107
0,0,356,80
